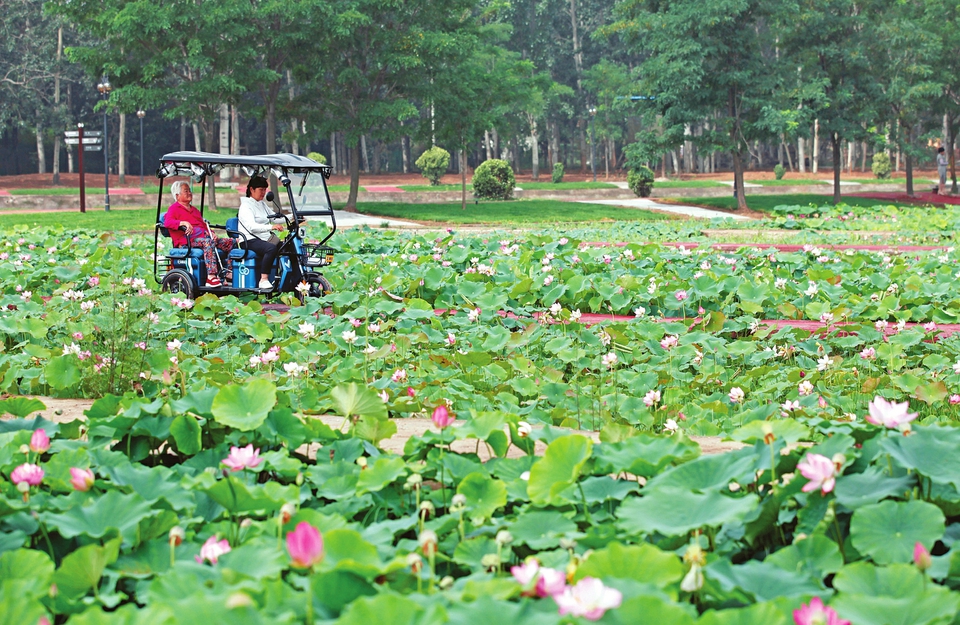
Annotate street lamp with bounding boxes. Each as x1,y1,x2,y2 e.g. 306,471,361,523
96,75,112,212
588,107,597,183
137,110,146,186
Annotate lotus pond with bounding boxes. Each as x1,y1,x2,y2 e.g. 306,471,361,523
2,209,960,625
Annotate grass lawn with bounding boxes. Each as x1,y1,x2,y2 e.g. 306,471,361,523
749,179,824,187
394,181,619,192
7,186,164,196
683,194,906,212
0,208,160,231
349,199,677,224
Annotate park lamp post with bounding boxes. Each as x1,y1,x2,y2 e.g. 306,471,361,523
588,107,597,182
96,75,112,211
137,109,146,186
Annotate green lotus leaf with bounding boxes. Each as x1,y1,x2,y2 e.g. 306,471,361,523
833,466,915,509
335,593,424,625
205,476,297,514
218,540,286,580
592,432,701,477
881,426,960,490
52,537,120,600
211,379,277,431
311,570,376,613
44,354,82,389
356,456,406,495
0,397,46,418
321,529,392,579
831,562,960,625
506,510,578,550
170,414,202,455
41,491,156,546
698,601,790,625
456,472,507,520
0,588,48,625
0,548,54,598
644,448,758,492
331,382,388,421
452,536,499,572
765,533,843,577
64,604,177,625
729,418,810,444
706,558,826,602
616,487,759,537
527,434,593,506
99,462,195,511
575,541,683,587
577,475,640,503
850,500,945,565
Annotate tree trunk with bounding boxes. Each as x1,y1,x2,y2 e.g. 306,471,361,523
731,149,747,210
346,136,362,210
530,118,539,181
360,135,370,173
401,135,410,173
219,104,230,180
831,132,842,204
372,140,382,175
36,124,45,174
484,130,492,161
812,119,819,173
949,115,958,194
118,113,126,185
330,132,338,172
231,106,240,167
798,135,806,173
53,26,62,185
905,125,914,197
461,148,467,210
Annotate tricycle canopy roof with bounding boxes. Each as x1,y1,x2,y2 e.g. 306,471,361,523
157,151,332,179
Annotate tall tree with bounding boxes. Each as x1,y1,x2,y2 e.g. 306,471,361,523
611,0,786,210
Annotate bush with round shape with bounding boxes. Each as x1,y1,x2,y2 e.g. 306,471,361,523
306,152,327,165
472,159,516,200
552,162,564,184
872,152,892,179
627,166,655,198
415,147,451,186
774,164,785,180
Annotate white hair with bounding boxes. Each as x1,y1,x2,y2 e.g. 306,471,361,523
170,180,191,202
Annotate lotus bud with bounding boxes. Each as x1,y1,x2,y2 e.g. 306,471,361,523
295,473,304,486
680,563,704,592
280,503,296,525
356,456,368,469
439,576,455,590
48,584,58,598
406,473,423,490
495,530,513,546
516,421,532,438
450,494,466,510
225,592,254,609
559,538,577,551
407,552,423,573
480,553,501,571
832,453,846,472
418,530,438,556
419,501,435,518
18,444,29,455
17,481,30,494
914,542,932,572
240,518,253,529
761,423,775,445
169,526,185,547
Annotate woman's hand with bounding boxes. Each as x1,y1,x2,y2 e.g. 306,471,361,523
180,221,192,234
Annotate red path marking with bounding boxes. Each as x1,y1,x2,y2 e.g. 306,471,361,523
363,186,405,193
109,188,145,195
0,189,10,196
585,242,948,252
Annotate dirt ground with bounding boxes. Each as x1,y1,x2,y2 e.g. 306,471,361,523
7,396,743,460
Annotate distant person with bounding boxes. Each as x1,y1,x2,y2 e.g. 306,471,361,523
164,181,234,288
238,176,286,290
938,146,949,195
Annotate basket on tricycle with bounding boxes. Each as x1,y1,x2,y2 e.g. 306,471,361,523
152,151,337,302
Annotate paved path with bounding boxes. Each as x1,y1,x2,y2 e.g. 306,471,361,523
324,209,421,228
580,197,754,221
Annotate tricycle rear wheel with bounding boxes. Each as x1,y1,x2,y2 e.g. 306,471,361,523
160,269,196,300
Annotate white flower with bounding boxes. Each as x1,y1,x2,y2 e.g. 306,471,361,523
819,312,834,324
341,330,357,344
283,362,308,377
729,387,745,403
798,380,814,396
570,309,582,323
817,355,833,371
363,345,377,355
775,278,787,289
875,320,889,332
601,352,618,369
664,419,679,433
62,343,81,356
549,302,562,316
298,322,316,339
634,306,646,318
166,339,182,351
804,282,818,297
467,308,481,322
643,389,661,407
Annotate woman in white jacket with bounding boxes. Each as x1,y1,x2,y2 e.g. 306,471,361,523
238,176,286,289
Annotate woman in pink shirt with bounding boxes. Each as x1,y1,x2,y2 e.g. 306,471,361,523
164,181,234,287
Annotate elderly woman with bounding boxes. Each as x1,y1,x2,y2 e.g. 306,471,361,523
237,176,286,290
163,181,235,288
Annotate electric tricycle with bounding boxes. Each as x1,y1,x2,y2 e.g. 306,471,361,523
152,151,337,302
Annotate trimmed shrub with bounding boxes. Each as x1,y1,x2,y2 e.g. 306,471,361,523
306,152,327,165
774,164,785,180
472,159,516,200
627,166,655,197
872,152,892,179
552,162,564,184
415,146,451,186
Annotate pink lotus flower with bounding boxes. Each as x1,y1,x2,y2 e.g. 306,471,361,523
70,467,95,492
859,347,875,360
432,405,455,429
728,387,745,404
793,597,849,625
10,463,44,486
796,453,837,495
195,535,231,565
511,559,541,587
222,444,263,472
865,396,918,430
553,577,623,621
675,290,688,302
914,542,932,572
536,567,568,598
286,521,325,569
29,429,50,453
951,395,960,406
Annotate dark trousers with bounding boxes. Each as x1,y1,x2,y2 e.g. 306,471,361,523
240,237,279,275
